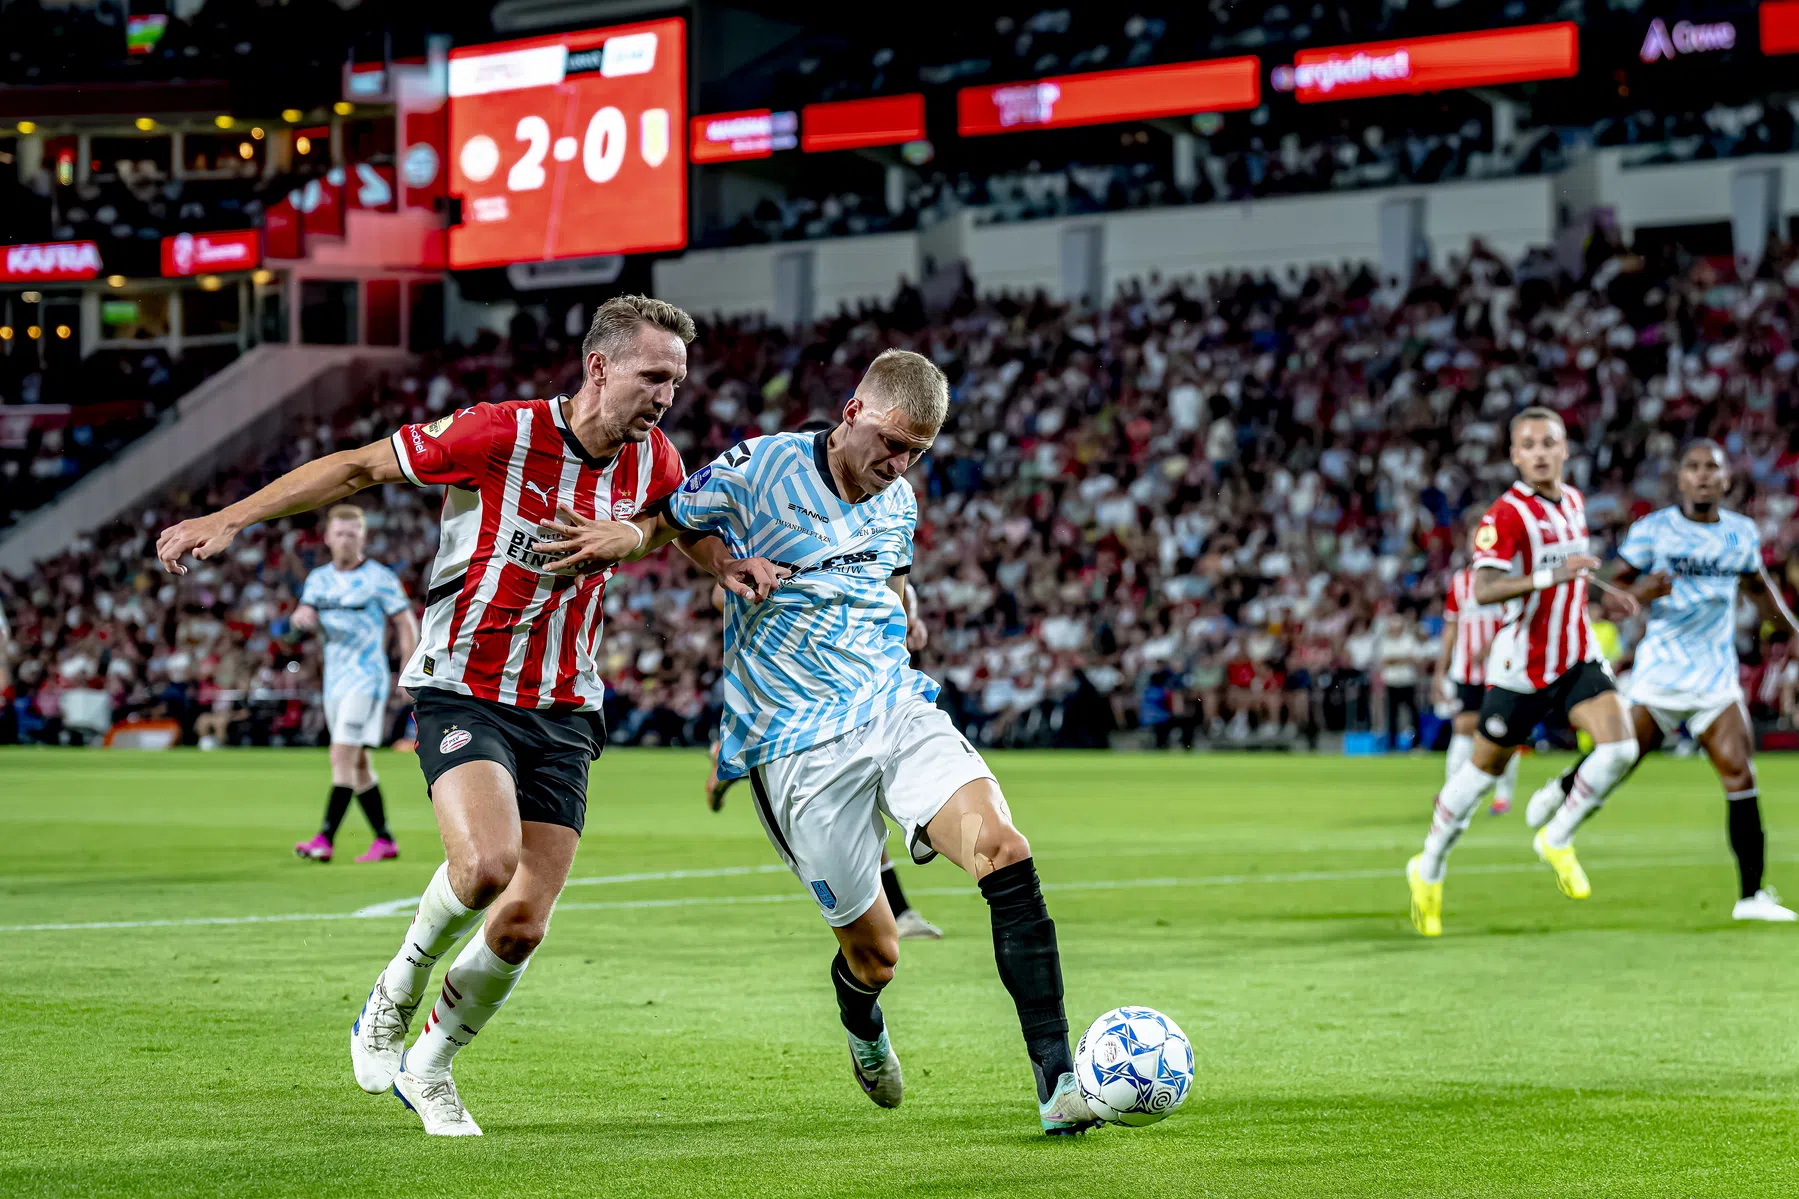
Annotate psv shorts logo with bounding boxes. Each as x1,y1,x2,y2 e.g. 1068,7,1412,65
439,727,473,754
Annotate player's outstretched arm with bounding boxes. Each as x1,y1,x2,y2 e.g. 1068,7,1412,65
155,440,403,574
1744,564,1799,640
1471,557,1598,607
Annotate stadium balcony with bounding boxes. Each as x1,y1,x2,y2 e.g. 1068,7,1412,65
6,238,1798,750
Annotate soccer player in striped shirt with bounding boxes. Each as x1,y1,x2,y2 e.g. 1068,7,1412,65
1526,440,1799,921
290,504,418,864
1430,563,1520,815
552,350,1098,1133
156,297,780,1135
1406,407,1643,936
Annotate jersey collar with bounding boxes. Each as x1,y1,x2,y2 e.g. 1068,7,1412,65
549,395,617,469
813,425,844,501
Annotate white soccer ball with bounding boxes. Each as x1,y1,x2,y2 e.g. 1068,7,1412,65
1074,1006,1193,1126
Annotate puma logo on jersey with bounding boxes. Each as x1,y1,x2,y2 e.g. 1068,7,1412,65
524,480,556,504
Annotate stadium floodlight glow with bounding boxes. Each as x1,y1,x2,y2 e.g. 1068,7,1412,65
295,136,312,154
54,324,70,339
21,290,40,302
333,101,355,116
135,117,155,131
958,57,1260,136
252,268,274,285
107,274,126,287
801,94,925,152
16,120,35,134
0,327,11,340
251,127,265,140
281,108,303,123
26,325,40,339
1765,1,1799,55
1289,22,1578,102
239,142,254,159
215,114,234,128
197,274,223,291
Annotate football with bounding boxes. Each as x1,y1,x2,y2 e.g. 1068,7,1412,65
1073,1006,1194,1126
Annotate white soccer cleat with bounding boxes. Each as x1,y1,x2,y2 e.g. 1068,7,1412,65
1732,889,1798,922
848,1030,903,1108
350,977,417,1093
392,1061,483,1136
1039,1071,1101,1135
895,909,944,940
1525,778,1565,829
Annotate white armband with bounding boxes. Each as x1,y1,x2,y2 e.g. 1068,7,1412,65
1531,567,1556,591
626,522,646,553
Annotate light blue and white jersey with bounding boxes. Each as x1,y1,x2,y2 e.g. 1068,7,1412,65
300,560,411,699
667,429,936,779
1616,506,1760,697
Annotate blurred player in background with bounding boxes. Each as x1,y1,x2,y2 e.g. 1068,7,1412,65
1527,441,1799,921
158,296,778,1136
290,504,418,864
557,350,1099,1133
1432,563,1520,815
1407,408,1641,936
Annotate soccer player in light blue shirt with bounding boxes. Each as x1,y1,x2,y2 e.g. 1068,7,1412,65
290,504,418,864
569,349,1101,1133
1532,440,1799,920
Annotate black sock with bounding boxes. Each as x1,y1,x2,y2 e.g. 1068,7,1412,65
880,861,912,917
356,783,391,841
1728,792,1765,899
319,785,353,843
1560,755,1589,796
978,858,1072,1103
830,951,885,1041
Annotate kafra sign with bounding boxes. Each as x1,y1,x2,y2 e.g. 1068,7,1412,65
0,241,102,282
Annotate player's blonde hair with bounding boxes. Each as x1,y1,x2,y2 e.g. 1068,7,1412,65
857,349,949,429
1509,405,1565,439
582,294,696,361
326,504,366,526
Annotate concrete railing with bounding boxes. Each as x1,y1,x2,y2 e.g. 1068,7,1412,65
0,344,411,575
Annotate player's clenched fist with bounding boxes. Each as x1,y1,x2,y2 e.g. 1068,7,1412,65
156,513,239,575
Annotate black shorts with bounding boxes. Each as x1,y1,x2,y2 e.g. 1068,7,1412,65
412,686,605,834
1456,683,1487,715
1477,660,1616,748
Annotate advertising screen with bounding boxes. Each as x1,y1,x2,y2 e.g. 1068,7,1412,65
447,18,685,269
161,230,261,277
801,94,926,152
1765,1,1799,54
958,58,1260,136
690,109,797,163
1290,22,1578,102
0,241,101,282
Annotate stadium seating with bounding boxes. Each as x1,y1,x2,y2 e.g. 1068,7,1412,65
5,240,1798,749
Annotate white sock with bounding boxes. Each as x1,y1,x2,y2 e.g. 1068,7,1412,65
382,863,484,1007
407,930,530,1079
1544,738,1639,848
1495,752,1521,802
1446,733,1474,784
1420,762,1501,883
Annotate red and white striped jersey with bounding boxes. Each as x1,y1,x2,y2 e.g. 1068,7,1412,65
1470,480,1599,693
389,396,684,711
1443,567,1505,686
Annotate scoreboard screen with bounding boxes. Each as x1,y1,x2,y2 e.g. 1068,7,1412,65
446,18,686,269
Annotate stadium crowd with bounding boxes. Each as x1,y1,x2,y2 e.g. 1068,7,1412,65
5,233,1799,749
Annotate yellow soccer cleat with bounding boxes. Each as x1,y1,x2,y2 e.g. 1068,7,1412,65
1406,855,1442,937
1533,829,1591,899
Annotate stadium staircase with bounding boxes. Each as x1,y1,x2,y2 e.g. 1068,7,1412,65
0,344,410,575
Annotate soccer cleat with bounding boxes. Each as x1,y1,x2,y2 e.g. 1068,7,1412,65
1489,795,1512,816
1524,778,1565,829
1039,1071,1101,1135
1405,854,1442,937
894,909,944,940
392,1058,482,1136
848,1029,902,1108
1533,829,1591,899
351,977,418,1093
294,834,333,862
354,838,399,863
1732,889,1798,922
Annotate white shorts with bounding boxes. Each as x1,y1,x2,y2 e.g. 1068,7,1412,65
1626,680,1744,739
324,687,389,747
747,695,997,928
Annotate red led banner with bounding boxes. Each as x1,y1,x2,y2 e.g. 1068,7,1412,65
801,94,925,152
1764,1,1799,55
0,240,101,282
161,229,261,277
958,57,1260,136
1291,22,1578,102
690,109,797,163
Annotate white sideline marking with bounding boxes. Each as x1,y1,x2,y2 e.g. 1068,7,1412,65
0,855,1743,933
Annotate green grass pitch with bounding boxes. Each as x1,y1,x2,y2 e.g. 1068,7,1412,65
2,748,1796,1197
